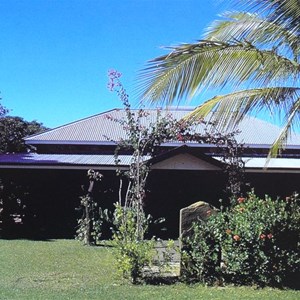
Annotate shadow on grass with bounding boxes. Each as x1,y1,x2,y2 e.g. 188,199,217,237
95,242,114,247
0,235,55,242
143,275,179,285
1,231,75,241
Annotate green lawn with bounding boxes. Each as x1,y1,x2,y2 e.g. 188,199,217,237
0,239,299,300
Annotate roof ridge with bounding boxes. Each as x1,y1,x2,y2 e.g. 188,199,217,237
25,108,120,140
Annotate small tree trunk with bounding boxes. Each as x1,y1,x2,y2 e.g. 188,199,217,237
84,196,92,245
84,180,95,245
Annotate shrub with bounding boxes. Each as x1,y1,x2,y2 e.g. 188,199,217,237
75,194,104,245
76,170,103,245
182,191,300,287
107,69,245,284
112,203,155,284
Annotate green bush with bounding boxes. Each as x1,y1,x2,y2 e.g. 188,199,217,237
75,194,104,245
112,203,155,284
182,191,300,287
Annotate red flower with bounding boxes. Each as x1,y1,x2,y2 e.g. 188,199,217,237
260,234,266,240
237,197,245,204
177,134,184,141
233,235,240,241
267,233,273,239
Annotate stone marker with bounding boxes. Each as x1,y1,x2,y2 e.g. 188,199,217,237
179,201,219,276
180,201,218,242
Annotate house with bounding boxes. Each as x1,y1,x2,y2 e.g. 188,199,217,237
1,107,300,238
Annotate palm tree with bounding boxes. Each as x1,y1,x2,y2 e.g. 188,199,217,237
138,0,300,157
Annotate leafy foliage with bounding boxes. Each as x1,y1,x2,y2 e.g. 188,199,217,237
138,0,300,157
108,70,182,283
112,202,155,284
0,116,47,153
107,69,246,283
0,179,32,238
182,191,300,287
0,101,8,117
76,170,104,245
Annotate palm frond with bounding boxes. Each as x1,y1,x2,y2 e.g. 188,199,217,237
266,95,300,163
235,0,300,34
205,11,266,42
186,87,300,132
138,41,299,105
137,0,300,157
205,11,300,61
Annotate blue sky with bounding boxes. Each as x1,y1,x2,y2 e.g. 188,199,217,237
0,0,227,128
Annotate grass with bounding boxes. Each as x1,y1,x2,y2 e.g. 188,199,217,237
0,239,299,300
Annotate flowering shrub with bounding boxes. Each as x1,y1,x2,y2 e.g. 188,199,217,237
182,191,300,287
107,69,245,283
108,70,182,283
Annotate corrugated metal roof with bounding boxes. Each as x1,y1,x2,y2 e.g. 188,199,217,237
2,153,300,172
0,153,138,167
243,157,300,169
25,108,300,147
213,156,300,171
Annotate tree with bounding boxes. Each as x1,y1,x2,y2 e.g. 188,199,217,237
138,0,300,157
0,116,47,153
0,103,8,117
